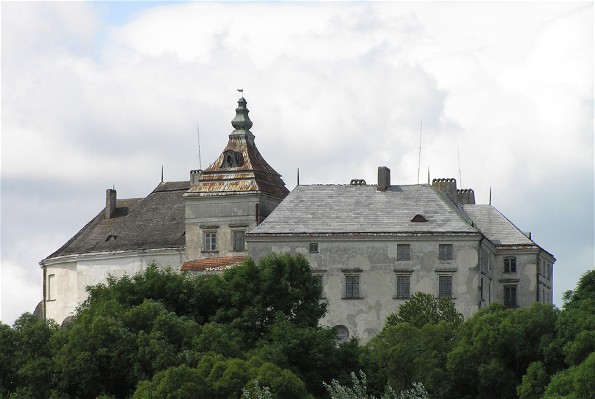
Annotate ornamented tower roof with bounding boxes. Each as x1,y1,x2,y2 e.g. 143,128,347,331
186,97,289,198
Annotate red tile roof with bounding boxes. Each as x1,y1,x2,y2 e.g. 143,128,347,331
181,256,247,272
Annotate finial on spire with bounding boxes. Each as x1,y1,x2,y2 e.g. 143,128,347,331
231,92,253,132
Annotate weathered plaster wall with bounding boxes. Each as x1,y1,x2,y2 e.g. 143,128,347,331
249,236,481,343
44,249,185,325
185,194,283,260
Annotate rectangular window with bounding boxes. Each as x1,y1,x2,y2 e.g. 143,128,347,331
439,244,453,261
504,257,517,273
205,232,217,251
480,277,485,301
345,275,360,299
396,275,411,299
309,243,319,254
397,244,411,261
48,274,56,301
504,286,517,307
438,275,453,299
233,231,245,252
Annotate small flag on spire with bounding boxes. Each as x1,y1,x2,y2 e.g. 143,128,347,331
237,88,243,94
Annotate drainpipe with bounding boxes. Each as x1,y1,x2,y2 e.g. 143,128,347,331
40,261,46,320
478,236,484,309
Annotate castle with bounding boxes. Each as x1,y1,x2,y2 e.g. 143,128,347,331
41,96,555,341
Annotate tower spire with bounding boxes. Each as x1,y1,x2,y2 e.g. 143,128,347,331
231,95,253,135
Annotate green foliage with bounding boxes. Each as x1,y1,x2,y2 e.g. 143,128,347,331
446,303,560,399
132,365,210,399
323,371,429,399
363,321,457,398
543,352,595,399
242,381,274,399
3,262,594,399
517,362,550,399
253,320,360,397
213,254,326,342
384,292,464,329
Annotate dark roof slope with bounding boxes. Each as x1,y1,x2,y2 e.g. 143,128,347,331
249,184,479,235
44,181,189,261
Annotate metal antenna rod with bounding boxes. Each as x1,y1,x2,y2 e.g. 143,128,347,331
417,121,422,184
457,146,462,188
197,122,202,170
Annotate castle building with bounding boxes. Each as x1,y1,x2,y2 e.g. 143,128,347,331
41,96,554,341
247,170,555,341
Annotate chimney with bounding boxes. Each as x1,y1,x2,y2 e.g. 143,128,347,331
190,169,203,186
432,178,457,199
377,166,390,191
456,189,476,205
105,189,117,218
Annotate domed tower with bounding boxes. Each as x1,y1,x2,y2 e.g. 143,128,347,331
183,96,289,269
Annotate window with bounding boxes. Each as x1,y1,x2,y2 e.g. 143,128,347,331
309,243,319,253
397,244,411,261
439,244,453,261
233,231,245,252
480,277,485,301
504,285,517,307
204,232,217,251
48,274,56,301
396,275,411,299
504,257,517,273
345,275,360,299
334,325,349,341
438,275,453,298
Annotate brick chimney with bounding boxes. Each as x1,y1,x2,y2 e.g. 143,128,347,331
105,189,117,218
377,166,391,191
432,178,457,199
456,189,476,205
190,169,203,186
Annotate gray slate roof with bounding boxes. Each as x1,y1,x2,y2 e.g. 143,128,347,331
44,181,189,260
249,184,479,235
463,204,535,246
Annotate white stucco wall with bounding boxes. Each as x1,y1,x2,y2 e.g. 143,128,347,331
43,249,185,325
249,235,482,343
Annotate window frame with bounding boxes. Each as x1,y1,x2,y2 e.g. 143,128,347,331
309,243,319,254
395,274,411,299
204,231,218,252
438,274,454,299
232,230,246,252
47,273,56,301
439,244,454,261
396,244,411,261
504,257,517,273
504,285,518,307
344,274,361,299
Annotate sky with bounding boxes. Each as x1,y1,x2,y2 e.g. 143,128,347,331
1,1,593,325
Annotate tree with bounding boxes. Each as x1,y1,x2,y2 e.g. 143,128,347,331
323,371,429,399
446,304,559,399
132,365,210,399
384,292,463,329
517,362,550,399
213,254,326,342
363,321,456,398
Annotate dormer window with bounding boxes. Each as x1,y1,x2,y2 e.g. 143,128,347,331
411,214,427,222
222,150,243,168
